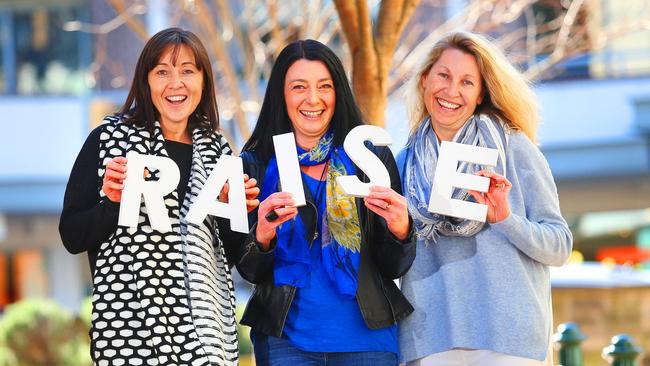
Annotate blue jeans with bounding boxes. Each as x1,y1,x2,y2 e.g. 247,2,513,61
251,331,398,366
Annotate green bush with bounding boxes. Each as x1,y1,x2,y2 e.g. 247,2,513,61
236,304,253,355
78,297,92,329
0,299,91,366
0,298,253,364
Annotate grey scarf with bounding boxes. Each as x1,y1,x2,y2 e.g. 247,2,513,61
404,113,508,243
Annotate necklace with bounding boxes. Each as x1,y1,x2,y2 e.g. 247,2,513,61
301,161,328,203
314,160,329,205
302,161,329,242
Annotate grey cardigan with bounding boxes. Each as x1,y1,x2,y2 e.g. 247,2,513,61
396,131,572,362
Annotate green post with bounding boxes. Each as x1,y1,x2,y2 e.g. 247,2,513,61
602,334,643,366
553,322,586,366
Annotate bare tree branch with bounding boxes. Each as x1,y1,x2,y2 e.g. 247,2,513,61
106,0,148,40
334,0,360,51
524,0,586,79
524,4,539,69
213,0,260,103
65,0,148,39
526,18,650,80
376,0,419,63
79,0,650,136
192,0,250,139
267,0,285,57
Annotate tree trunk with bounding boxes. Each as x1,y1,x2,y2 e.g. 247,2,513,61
352,53,388,125
334,0,420,127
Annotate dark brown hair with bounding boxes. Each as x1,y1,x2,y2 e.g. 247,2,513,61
118,27,219,134
242,39,364,161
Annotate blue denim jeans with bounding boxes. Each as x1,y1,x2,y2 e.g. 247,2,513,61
251,331,398,366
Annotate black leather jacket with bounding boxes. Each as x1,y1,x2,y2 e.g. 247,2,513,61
233,145,416,338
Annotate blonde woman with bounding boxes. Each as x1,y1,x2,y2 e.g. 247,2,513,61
396,31,572,366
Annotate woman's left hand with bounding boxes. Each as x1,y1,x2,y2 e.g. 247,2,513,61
219,174,260,213
363,186,410,241
467,170,511,223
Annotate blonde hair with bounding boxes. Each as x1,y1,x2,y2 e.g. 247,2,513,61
405,31,539,143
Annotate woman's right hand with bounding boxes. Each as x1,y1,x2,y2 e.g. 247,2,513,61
102,156,127,202
255,192,297,250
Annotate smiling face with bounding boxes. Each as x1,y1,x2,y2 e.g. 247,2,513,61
147,44,204,132
284,59,336,149
421,48,484,141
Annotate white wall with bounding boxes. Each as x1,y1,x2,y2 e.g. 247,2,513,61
0,97,87,181
535,77,650,146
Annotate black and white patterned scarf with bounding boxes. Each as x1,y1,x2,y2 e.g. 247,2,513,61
92,116,238,366
404,113,508,244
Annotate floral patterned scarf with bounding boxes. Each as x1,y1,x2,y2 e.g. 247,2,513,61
261,130,361,298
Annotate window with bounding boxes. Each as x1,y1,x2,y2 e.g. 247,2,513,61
0,10,8,94
0,2,88,95
0,42,4,93
533,0,650,80
588,0,650,79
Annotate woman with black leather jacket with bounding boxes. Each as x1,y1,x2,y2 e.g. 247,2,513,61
232,39,416,366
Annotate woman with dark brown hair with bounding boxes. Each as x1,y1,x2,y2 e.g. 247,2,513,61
235,39,416,366
59,27,258,366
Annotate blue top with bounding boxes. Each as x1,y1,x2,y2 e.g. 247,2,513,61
282,172,398,354
396,132,573,362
